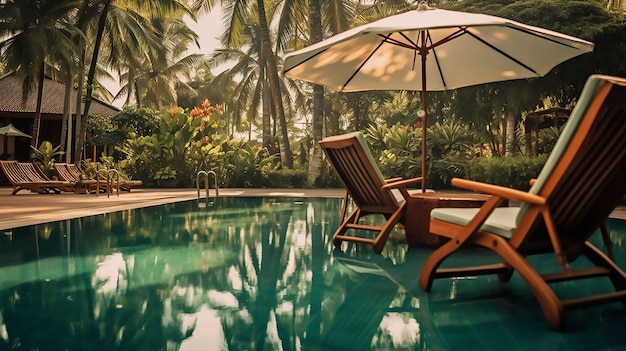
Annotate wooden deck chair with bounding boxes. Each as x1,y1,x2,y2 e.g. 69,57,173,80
320,131,422,253
65,163,86,180
53,163,75,181
418,75,626,330
0,160,74,195
65,163,114,195
54,163,103,193
18,162,75,193
66,163,142,192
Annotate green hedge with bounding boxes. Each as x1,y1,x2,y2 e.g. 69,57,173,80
462,155,548,191
266,169,308,188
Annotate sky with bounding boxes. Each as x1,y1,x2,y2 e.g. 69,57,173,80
184,9,224,57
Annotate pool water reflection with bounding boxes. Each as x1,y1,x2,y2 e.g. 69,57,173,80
0,197,625,350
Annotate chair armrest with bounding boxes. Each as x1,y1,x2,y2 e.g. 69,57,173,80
381,177,422,190
451,178,545,205
385,177,403,183
382,177,423,201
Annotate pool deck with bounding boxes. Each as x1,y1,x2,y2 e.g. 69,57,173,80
0,187,346,231
1,186,624,231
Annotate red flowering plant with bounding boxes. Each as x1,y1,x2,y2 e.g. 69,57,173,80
189,99,225,137
149,100,225,185
119,99,281,187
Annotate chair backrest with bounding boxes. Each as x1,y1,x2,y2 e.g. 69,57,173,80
0,160,27,184
320,131,400,214
54,163,78,181
515,75,626,254
18,162,50,182
66,163,86,179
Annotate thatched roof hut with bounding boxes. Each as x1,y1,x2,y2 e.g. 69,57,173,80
0,73,120,160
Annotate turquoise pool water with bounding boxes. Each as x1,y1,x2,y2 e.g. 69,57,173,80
0,197,625,350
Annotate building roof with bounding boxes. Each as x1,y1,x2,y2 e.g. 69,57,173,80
0,73,120,116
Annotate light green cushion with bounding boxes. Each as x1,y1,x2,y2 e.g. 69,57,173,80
325,131,414,205
516,75,609,224
324,131,386,183
431,207,522,239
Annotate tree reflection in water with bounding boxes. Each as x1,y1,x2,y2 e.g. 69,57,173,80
0,197,425,350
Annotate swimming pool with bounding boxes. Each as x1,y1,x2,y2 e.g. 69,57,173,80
0,197,625,350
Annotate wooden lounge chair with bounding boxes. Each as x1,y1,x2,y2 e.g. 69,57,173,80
65,163,86,180
54,163,103,193
418,75,626,330
66,163,142,192
320,131,422,253
18,162,75,193
0,160,75,195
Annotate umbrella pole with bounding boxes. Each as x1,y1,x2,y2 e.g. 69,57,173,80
420,90,427,192
420,36,428,193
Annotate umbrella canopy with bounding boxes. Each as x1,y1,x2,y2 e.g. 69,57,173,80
283,2,594,191
0,123,31,138
0,123,31,159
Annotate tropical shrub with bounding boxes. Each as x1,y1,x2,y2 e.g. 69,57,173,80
226,143,280,187
31,141,64,179
365,123,422,180
87,107,159,159
360,121,549,190
115,134,154,182
429,121,477,158
536,126,563,155
363,120,480,188
116,100,224,186
464,154,548,190
116,100,283,187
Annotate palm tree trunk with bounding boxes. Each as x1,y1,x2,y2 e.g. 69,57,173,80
31,62,46,149
306,0,324,185
505,111,515,156
262,79,271,146
256,0,293,168
77,0,111,161
74,53,85,163
134,81,141,107
61,69,73,162
72,2,89,163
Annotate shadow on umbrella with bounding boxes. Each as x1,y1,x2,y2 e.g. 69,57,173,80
283,1,594,192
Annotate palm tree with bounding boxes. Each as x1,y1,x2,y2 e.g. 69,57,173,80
306,0,324,185
211,0,293,167
256,0,293,168
210,52,262,139
0,0,81,148
607,0,626,11
114,17,203,109
73,0,192,161
205,0,360,170
276,0,355,178
210,18,270,142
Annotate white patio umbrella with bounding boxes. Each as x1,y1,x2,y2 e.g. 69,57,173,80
0,123,31,158
283,2,594,192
